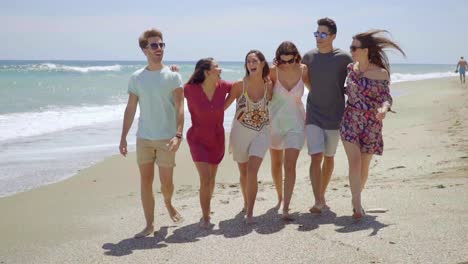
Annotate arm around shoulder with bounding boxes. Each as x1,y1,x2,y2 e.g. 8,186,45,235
224,81,242,110
365,68,390,81
301,64,311,90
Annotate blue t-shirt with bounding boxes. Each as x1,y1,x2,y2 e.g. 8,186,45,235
128,66,183,140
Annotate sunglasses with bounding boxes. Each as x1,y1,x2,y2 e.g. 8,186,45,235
148,42,166,50
314,31,329,39
349,45,363,52
278,58,296,64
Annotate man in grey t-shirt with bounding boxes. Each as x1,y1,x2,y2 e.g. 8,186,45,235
302,17,353,213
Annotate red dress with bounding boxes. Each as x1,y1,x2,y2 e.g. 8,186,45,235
184,80,232,164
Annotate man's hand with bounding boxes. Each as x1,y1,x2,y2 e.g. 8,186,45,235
119,138,128,156
168,137,181,152
170,65,180,72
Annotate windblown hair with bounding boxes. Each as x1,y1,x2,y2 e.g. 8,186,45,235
244,50,270,79
138,28,163,49
187,58,214,84
353,30,406,74
274,41,302,64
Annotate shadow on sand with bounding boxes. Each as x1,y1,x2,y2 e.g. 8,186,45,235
102,210,388,256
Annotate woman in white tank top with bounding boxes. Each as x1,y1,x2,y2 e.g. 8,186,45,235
268,41,311,220
224,50,272,224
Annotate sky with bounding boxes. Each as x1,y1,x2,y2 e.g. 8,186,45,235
0,0,467,64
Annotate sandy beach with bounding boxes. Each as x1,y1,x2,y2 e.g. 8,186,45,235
0,77,467,263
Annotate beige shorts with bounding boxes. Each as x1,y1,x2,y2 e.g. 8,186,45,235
136,138,176,167
305,124,340,157
230,129,270,163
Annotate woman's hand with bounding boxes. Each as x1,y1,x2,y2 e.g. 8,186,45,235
376,107,387,120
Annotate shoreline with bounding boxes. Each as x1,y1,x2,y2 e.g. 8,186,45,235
1,76,462,199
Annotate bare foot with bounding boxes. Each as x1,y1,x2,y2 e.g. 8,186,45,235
309,205,323,215
166,204,183,223
274,199,282,210
199,218,213,229
281,209,294,221
352,208,365,220
245,216,256,225
134,226,154,239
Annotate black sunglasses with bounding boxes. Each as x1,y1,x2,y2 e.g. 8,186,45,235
349,45,363,52
278,58,296,64
148,42,166,50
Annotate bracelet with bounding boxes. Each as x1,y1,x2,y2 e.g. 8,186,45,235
175,133,183,139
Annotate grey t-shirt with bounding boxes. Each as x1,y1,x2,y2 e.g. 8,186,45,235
302,48,353,129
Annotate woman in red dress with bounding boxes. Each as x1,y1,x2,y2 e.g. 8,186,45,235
184,58,232,228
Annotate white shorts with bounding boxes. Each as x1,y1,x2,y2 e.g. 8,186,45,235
270,130,305,150
230,126,270,163
305,124,340,157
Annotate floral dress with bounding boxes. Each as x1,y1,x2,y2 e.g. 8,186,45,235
340,63,393,155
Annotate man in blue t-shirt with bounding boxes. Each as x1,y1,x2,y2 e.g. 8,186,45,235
119,28,184,238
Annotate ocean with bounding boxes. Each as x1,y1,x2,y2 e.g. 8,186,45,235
0,60,458,197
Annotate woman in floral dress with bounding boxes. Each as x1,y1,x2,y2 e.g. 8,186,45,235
340,30,405,219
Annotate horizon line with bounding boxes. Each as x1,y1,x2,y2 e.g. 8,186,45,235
0,59,455,65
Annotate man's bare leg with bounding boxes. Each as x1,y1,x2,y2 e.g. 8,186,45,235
320,156,335,208
309,153,325,213
159,166,183,223
135,162,155,238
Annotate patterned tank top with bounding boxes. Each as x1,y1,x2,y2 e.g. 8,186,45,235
235,78,270,131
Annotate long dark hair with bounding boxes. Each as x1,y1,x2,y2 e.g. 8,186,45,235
353,30,406,74
187,58,214,84
274,41,301,64
244,50,270,80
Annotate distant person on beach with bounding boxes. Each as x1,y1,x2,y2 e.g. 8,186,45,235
184,58,233,228
341,30,405,219
302,17,353,214
119,28,184,238
268,41,310,220
225,50,271,224
456,56,467,84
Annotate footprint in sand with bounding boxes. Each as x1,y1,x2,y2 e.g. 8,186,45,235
388,165,406,170
366,208,389,213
